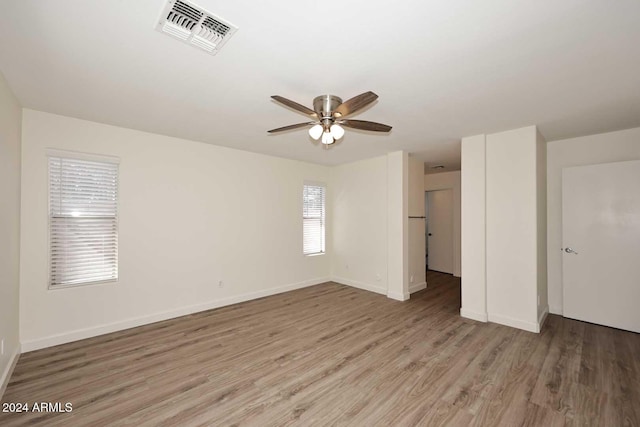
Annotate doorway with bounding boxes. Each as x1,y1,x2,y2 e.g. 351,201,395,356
425,189,454,274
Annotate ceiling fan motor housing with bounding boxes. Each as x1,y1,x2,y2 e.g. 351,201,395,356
313,95,342,132
313,95,342,118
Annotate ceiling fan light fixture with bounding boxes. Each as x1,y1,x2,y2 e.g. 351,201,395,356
308,124,323,140
321,132,335,145
329,124,345,140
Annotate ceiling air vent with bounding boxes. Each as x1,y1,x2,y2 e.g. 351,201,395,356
156,0,237,55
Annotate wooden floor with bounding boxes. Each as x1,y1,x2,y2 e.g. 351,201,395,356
2,271,639,426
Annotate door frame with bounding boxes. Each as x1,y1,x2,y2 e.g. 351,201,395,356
424,172,461,277
426,189,454,274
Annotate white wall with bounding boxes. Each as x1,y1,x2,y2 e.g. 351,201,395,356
330,151,410,301
19,110,331,351
486,126,540,331
461,127,547,332
424,171,461,277
387,151,409,301
0,71,22,396
330,155,388,295
461,135,487,322
547,127,640,314
408,156,426,292
536,130,548,321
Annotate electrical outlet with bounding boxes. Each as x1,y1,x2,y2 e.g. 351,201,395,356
219,280,224,288
537,294,540,306
1,339,4,356
410,275,414,283
376,274,381,282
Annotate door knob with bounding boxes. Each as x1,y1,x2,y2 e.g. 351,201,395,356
428,233,432,236
564,247,578,254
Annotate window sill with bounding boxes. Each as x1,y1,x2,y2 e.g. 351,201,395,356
305,252,326,257
48,279,118,291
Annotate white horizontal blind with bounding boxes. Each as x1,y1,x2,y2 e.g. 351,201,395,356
49,155,119,287
303,183,325,255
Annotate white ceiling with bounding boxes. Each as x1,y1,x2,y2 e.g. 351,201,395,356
1,1,639,169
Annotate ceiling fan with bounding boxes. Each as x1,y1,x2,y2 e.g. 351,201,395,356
268,91,392,146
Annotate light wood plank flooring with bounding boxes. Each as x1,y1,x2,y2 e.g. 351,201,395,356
2,271,639,426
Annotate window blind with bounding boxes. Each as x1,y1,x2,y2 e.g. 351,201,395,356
49,155,119,287
303,183,325,255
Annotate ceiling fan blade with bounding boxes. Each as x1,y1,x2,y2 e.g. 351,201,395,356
268,122,316,133
271,96,318,118
334,91,379,117
340,119,392,132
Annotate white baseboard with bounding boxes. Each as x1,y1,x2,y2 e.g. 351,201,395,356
460,308,488,322
488,313,541,333
330,276,387,296
0,344,21,399
538,306,549,331
330,276,409,301
387,290,410,301
21,277,330,352
549,305,563,315
409,282,427,294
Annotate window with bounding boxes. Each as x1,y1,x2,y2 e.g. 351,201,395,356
48,152,119,287
303,183,325,255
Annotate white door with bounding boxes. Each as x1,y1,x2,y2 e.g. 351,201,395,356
562,160,640,333
427,189,454,274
